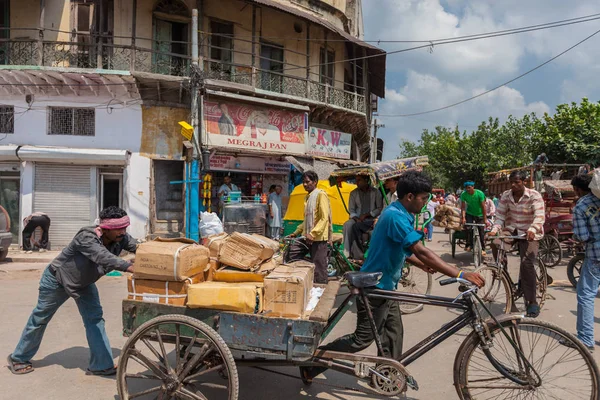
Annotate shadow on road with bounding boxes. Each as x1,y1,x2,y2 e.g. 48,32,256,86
35,346,121,374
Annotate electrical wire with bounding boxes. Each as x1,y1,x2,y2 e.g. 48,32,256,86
378,27,600,117
201,12,600,43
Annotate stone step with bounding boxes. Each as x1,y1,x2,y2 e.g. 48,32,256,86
148,232,184,240
168,191,183,201
154,220,182,232
157,211,183,221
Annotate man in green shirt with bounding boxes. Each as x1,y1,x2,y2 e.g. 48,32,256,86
460,181,487,254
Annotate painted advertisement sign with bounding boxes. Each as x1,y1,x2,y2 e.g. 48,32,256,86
307,127,352,159
204,101,307,155
209,154,290,174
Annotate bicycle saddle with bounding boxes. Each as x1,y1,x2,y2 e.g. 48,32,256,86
345,271,382,288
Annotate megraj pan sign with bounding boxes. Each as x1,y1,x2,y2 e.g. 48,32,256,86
204,100,352,158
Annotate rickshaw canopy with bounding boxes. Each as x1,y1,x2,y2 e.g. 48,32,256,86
284,180,356,226
329,156,429,184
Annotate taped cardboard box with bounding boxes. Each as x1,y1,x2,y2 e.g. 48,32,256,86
218,232,279,270
127,274,203,306
263,265,314,318
204,233,228,258
187,281,263,313
134,238,209,281
283,260,315,290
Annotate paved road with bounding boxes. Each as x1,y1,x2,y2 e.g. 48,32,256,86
0,231,598,399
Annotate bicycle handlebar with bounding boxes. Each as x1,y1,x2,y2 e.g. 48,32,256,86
439,277,472,286
486,234,526,240
463,223,486,227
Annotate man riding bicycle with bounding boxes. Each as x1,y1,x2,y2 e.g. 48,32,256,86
489,170,545,318
300,170,484,382
460,181,487,255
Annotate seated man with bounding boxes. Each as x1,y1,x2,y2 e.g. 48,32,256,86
343,175,383,259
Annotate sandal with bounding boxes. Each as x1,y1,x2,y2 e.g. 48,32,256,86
526,303,541,318
7,354,34,375
86,366,117,376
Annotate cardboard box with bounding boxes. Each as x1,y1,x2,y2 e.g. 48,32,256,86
134,238,210,281
204,233,228,258
263,265,314,318
187,281,263,313
127,274,203,306
284,260,315,290
218,232,279,270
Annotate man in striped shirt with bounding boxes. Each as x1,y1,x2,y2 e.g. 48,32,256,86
490,170,545,317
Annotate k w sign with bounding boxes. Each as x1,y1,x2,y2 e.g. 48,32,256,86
307,127,352,159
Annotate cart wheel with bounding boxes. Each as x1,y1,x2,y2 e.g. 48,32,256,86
538,234,562,268
567,253,585,288
117,314,239,400
397,265,433,314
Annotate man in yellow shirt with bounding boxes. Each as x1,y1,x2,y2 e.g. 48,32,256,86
287,170,332,284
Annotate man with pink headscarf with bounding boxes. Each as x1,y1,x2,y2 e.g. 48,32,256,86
7,206,138,376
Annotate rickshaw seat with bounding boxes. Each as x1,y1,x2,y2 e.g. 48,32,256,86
345,271,382,288
331,233,343,244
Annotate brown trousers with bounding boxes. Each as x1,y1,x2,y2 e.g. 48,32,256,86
285,239,329,284
492,238,539,304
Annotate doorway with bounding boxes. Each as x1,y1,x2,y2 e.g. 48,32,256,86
99,172,123,211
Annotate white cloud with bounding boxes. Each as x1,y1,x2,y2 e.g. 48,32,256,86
362,0,600,160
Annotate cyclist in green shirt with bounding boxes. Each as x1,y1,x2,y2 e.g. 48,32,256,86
460,181,487,255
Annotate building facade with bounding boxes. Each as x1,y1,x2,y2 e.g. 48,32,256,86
0,0,385,246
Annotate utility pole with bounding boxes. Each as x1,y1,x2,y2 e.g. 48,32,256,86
188,8,201,242
371,119,384,162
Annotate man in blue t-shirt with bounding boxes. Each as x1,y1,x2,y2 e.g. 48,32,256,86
301,171,484,382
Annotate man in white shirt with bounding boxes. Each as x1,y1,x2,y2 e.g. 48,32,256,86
383,177,399,209
217,175,239,215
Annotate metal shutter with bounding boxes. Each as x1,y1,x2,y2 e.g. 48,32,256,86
34,164,91,247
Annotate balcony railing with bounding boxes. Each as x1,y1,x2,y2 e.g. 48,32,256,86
0,29,366,113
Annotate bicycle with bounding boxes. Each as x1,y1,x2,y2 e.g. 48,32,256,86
463,222,486,268
474,235,551,316
567,251,585,288
309,271,599,398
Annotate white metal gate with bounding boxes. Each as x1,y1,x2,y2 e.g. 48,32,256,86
34,164,92,247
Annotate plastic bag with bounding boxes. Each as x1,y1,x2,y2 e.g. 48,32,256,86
591,169,600,199
199,212,224,237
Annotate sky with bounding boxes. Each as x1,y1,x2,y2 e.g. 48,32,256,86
362,0,600,160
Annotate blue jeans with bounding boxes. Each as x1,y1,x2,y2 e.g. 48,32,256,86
425,221,433,240
576,258,600,348
11,267,114,371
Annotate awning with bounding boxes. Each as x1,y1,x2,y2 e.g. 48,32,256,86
205,89,310,111
0,145,131,165
247,0,386,98
286,156,364,180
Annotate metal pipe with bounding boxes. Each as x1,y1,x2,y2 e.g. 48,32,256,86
192,9,198,65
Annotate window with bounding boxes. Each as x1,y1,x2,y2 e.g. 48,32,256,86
320,48,335,86
48,107,95,136
260,41,284,92
0,106,14,134
210,21,234,74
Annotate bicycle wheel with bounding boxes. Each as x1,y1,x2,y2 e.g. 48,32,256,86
538,234,562,268
118,314,239,400
397,265,432,314
454,318,599,399
567,253,585,288
515,259,548,312
473,266,512,316
473,234,482,268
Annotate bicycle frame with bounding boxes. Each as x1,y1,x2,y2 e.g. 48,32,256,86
319,282,543,386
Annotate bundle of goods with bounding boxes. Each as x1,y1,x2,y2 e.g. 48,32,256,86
130,233,325,319
432,204,462,230
129,238,210,305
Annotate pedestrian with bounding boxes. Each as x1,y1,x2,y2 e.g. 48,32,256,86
489,170,545,318
533,152,549,165
7,206,138,375
425,197,439,242
534,166,544,192
287,171,332,284
268,185,283,240
22,212,51,253
299,170,484,383
460,181,487,255
564,174,599,351
217,174,239,216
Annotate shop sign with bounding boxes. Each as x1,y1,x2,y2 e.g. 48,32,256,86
209,154,290,174
307,127,352,159
204,101,307,155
